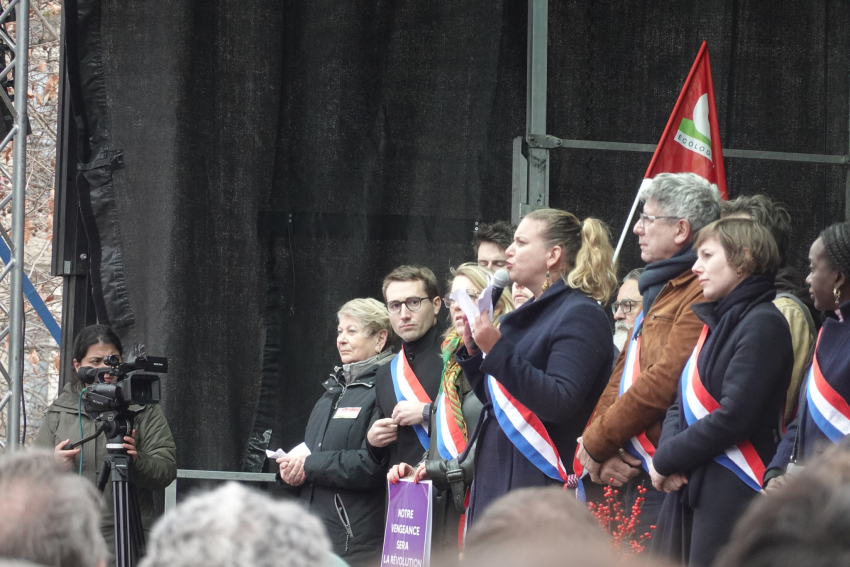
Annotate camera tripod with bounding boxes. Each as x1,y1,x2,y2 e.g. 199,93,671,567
92,412,146,567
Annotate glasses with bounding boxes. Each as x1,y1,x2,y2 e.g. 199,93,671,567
638,213,679,228
611,299,641,315
387,296,433,314
443,290,480,308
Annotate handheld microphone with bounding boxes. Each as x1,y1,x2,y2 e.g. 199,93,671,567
490,269,511,313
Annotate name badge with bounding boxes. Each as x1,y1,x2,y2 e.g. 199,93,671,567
333,407,362,419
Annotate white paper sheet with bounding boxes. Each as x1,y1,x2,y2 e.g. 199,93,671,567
448,283,497,338
265,442,312,460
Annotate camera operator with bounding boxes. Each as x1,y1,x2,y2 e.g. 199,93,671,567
34,325,177,554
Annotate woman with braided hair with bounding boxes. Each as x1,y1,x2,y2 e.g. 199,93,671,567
388,263,514,553
766,220,850,490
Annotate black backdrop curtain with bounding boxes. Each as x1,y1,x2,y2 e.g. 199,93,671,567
61,0,850,475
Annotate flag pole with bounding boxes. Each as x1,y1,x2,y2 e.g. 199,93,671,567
613,182,645,262
613,41,709,264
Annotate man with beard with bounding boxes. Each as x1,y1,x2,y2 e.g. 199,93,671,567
612,269,644,352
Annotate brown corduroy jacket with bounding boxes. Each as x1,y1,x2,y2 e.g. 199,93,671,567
582,269,706,461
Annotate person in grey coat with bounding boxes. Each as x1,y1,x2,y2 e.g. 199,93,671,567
277,298,394,566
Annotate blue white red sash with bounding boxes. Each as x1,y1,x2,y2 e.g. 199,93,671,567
617,311,656,473
390,348,433,450
435,389,467,459
806,330,850,444
680,325,765,492
486,375,571,484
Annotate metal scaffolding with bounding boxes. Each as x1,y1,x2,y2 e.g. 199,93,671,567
0,0,30,452
512,0,850,226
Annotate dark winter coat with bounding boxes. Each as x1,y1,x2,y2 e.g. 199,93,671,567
34,381,177,551
279,352,391,566
370,323,444,467
457,279,613,524
767,300,850,477
652,277,793,567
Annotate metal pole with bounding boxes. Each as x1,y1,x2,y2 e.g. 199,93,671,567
846,68,850,222
525,0,548,216
7,0,29,451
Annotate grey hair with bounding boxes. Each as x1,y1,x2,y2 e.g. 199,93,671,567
622,268,644,284
639,172,722,235
140,482,331,567
0,449,107,567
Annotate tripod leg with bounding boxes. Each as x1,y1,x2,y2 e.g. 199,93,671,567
113,478,134,567
128,482,146,557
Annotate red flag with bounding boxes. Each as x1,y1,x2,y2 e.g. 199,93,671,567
645,42,728,199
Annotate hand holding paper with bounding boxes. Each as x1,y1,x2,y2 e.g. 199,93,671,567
266,441,312,460
449,283,502,354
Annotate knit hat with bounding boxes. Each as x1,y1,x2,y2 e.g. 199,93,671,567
822,221,850,275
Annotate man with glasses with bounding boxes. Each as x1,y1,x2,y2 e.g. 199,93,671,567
612,268,644,352
367,265,444,469
577,172,721,532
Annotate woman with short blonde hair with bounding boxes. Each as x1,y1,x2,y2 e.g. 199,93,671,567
277,297,394,565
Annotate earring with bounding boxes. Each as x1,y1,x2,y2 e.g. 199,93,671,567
736,269,742,276
835,287,842,306
541,270,550,292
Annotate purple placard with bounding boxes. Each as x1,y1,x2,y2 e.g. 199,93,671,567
381,479,432,567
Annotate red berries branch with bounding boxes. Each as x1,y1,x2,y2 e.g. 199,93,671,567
587,480,656,555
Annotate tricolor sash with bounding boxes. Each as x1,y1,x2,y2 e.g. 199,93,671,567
435,389,467,459
486,375,574,485
617,311,656,472
806,330,850,444
390,347,433,450
680,325,765,492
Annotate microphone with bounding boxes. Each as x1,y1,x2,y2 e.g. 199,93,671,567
468,269,511,354
490,269,511,313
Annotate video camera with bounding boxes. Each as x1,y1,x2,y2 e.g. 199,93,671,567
78,354,167,416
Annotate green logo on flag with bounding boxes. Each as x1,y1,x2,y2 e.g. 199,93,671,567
674,94,713,162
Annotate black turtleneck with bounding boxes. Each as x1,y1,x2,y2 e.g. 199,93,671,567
372,322,444,467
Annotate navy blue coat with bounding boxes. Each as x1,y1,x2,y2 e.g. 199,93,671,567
457,279,613,523
768,300,850,475
652,283,793,567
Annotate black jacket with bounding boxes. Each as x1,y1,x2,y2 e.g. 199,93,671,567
652,279,793,567
457,280,613,523
768,300,850,475
279,353,391,565
371,324,444,467
654,285,793,481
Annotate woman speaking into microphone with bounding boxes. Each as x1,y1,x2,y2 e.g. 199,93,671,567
457,208,617,523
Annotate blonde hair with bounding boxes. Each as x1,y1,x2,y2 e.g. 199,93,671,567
524,209,618,303
447,263,515,331
337,298,394,351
